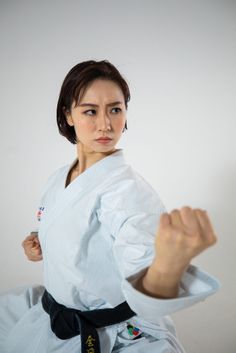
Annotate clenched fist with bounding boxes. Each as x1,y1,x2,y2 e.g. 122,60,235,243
136,207,217,299
22,232,43,262
154,207,217,274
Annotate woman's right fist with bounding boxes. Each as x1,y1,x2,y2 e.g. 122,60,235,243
22,232,43,262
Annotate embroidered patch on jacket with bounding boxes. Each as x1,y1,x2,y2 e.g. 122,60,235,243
37,206,45,221
127,324,142,338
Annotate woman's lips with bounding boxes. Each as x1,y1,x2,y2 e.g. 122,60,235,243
95,138,112,144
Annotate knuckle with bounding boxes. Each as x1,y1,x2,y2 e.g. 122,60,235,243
171,209,179,214
209,234,217,245
194,208,207,215
183,206,191,210
181,206,192,212
194,208,207,216
194,208,202,213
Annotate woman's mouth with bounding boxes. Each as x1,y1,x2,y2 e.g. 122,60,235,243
95,138,112,144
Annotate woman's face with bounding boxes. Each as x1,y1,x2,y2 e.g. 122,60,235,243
66,79,127,153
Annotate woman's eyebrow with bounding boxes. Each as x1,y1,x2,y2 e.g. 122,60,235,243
78,101,123,107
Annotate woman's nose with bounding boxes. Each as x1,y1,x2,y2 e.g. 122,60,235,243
97,111,111,131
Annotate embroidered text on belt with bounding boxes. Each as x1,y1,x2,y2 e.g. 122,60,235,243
42,290,136,353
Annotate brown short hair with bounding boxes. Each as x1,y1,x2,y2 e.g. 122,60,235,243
56,60,130,144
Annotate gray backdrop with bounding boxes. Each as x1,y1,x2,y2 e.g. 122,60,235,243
0,0,235,352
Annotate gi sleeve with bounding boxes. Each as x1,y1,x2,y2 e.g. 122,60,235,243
97,177,221,323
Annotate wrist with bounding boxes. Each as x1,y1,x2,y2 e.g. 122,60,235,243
151,258,189,279
145,264,181,298
134,263,182,299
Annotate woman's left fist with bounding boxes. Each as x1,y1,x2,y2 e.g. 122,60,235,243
154,207,217,275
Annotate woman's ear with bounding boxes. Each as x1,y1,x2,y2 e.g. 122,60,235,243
63,107,74,127
66,114,74,127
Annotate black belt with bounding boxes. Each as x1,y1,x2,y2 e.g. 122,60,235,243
42,289,137,353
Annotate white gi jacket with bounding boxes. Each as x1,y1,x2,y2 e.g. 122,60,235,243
0,148,220,353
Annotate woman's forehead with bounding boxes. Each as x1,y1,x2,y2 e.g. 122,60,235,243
76,79,125,105
83,79,123,95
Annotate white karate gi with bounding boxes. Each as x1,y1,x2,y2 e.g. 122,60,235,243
0,149,220,353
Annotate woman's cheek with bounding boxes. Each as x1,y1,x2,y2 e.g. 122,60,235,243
114,117,126,131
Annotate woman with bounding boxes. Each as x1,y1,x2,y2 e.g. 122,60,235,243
0,60,220,353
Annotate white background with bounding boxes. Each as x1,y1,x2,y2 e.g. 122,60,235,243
0,1,235,352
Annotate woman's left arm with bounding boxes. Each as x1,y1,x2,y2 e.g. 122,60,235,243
97,180,220,322
134,207,217,299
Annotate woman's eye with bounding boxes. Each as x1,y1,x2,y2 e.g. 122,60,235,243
83,107,121,116
111,107,121,113
84,109,96,116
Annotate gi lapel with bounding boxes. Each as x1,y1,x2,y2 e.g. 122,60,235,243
38,149,127,236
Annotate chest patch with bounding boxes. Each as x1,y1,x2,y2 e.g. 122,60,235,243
37,206,45,221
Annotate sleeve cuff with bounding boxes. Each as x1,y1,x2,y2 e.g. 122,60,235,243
121,264,221,323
